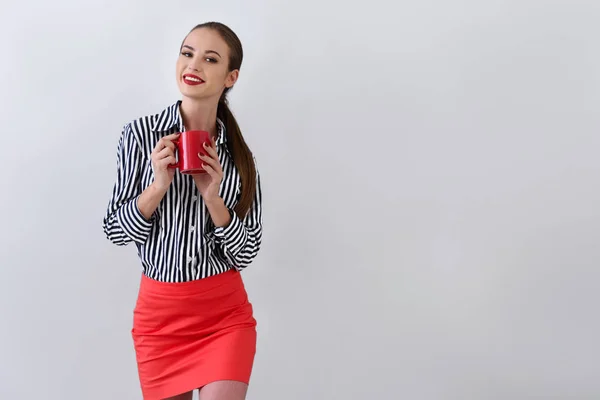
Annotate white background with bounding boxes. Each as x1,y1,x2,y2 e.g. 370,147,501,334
1,0,599,399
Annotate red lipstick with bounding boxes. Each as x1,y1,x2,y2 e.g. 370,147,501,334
183,74,204,86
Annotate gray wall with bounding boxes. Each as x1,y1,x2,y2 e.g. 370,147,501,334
1,0,598,399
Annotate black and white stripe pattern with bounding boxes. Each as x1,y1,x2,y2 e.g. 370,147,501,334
102,101,263,282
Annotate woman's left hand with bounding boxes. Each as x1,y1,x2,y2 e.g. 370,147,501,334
193,137,223,203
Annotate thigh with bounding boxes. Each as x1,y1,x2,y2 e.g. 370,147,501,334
163,391,193,400
199,380,248,400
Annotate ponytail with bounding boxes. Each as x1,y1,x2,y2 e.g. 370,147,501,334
217,95,256,219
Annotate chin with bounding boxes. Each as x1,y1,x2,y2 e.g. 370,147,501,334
181,89,218,102
180,91,214,103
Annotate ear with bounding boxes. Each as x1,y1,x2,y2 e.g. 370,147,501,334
225,69,239,88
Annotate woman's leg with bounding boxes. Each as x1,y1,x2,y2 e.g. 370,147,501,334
199,380,248,400
163,391,194,400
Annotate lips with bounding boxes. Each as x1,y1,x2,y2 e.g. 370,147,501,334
183,74,205,86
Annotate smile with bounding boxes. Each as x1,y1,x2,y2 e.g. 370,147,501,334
183,74,205,85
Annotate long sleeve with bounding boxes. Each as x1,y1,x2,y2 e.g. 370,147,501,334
211,167,263,270
102,124,154,246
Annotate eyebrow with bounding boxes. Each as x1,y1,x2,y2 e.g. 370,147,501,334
182,45,221,58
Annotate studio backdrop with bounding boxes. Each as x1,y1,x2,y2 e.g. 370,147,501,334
1,0,599,399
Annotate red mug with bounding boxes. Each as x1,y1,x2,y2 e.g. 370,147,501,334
168,130,211,174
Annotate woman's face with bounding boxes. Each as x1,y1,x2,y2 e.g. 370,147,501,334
176,28,238,102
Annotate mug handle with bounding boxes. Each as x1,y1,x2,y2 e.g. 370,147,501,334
167,138,180,169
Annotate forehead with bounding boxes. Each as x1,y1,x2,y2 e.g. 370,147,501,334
182,28,229,55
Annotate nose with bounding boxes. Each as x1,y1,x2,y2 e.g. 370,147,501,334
187,59,202,72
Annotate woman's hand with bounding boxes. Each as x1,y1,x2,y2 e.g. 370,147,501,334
150,133,180,191
192,137,224,203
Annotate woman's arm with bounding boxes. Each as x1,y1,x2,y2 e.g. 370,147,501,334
102,124,156,246
137,183,169,220
204,196,233,228
193,139,264,269
206,169,263,270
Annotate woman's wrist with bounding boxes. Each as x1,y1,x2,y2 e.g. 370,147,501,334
138,182,168,220
204,196,232,227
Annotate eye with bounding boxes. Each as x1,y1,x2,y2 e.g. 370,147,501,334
205,57,217,63
181,52,192,57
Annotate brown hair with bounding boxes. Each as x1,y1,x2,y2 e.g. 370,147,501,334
188,22,256,219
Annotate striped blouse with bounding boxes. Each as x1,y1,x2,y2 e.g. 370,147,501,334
102,101,263,282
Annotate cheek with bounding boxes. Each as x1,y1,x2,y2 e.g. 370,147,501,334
216,69,232,84
176,56,189,70
204,71,224,86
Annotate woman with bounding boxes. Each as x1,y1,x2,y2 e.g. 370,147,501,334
102,22,263,400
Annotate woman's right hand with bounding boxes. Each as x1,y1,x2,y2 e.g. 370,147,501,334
150,133,180,191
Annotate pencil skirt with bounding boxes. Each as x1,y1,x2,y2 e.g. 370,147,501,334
131,268,257,400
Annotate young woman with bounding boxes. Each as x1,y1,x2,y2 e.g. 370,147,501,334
102,22,263,400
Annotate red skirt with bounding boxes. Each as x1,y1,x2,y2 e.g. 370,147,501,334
131,269,257,400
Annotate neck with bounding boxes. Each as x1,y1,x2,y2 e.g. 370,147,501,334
179,97,219,138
